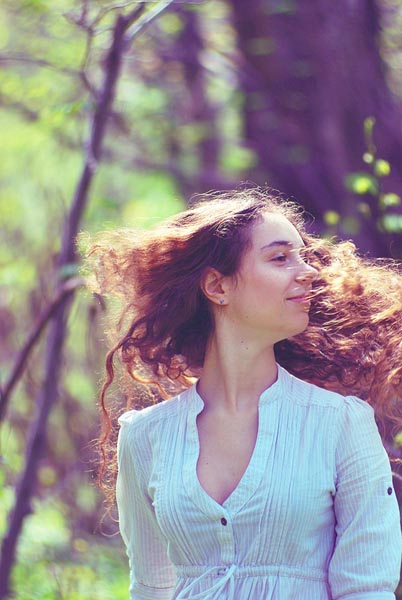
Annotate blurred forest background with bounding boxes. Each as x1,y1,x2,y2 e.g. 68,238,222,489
1,0,402,598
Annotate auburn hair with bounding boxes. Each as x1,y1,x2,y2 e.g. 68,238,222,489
80,188,402,505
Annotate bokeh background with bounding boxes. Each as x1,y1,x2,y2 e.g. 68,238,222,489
1,0,402,598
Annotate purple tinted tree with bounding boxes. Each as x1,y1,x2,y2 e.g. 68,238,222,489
229,0,402,257
0,3,176,597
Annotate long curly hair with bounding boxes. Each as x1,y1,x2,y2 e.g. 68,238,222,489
80,187,402,504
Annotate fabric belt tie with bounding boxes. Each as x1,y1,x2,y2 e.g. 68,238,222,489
174,564,328,599
175,564,237,599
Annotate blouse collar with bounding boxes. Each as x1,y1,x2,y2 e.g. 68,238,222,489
189,362,288,415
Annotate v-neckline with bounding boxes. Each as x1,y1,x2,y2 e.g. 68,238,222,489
182,368,284,517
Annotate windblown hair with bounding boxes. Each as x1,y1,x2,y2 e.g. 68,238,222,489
81,188,402,504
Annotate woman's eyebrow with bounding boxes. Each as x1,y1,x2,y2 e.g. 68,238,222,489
259,240,297,252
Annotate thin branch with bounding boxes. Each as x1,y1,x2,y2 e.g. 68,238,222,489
80,69,97,97
0,3,175,595
0,54,78,77
63,0,91,31
0,278,84,422
67,2,147,98
79,29,98,97
64,1,140,32
124,0,176,46
91,2,139,28
0,51,95,103
0,92,39,121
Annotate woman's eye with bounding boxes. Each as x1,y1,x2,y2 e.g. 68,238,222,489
272,254,287,263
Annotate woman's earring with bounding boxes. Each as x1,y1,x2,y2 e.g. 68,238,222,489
219,299,225,305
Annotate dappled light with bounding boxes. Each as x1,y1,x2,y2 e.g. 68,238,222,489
1,1,402,598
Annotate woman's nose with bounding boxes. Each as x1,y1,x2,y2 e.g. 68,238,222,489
295,263,318,282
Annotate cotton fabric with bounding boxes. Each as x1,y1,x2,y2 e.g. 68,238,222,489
116,365,402,599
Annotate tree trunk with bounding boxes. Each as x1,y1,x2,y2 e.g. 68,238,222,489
0,11,133,598
174,6,222,194
229,0,402,257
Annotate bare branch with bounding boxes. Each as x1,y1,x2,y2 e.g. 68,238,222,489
63,0,92,31
0,3,177,594
0,92,39,121
0,54,78,77
0,278,84,422
124,0,176,46
0,51,97,98
66,2,147,97
91,2,140,28
80,69,97,97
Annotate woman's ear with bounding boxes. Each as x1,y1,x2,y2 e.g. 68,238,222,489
200,267,228,306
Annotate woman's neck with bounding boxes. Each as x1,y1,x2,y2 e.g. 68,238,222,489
198,332,278,414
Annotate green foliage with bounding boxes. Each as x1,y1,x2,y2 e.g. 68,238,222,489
379,193,401,209
0,422,24,478
379,213,402,233
11,499,129,599
2,1,402,596
220,145,257,174
0,3,199,594
158,12,184,35
342,116,402,238
344,172,378,195
394,431,402,448
373,158,391,177
323,210,340,226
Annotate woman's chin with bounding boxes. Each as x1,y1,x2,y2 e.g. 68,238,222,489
287,315,310,338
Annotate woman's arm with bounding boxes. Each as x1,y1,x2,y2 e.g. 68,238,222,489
116,412,176,600
328,397,402,599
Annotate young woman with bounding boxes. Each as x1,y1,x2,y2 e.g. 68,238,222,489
84,188,402,599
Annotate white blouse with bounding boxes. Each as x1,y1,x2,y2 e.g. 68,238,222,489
116,365,402,599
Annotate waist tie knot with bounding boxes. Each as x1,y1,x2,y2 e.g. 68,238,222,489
175,564,237,599
175,564,328,598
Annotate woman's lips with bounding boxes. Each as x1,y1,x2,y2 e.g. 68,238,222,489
287,294,311,304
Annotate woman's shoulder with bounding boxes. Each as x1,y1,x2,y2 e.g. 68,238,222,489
117,385,194,435
282,366,374,416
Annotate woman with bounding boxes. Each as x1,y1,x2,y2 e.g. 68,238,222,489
83,188,402,599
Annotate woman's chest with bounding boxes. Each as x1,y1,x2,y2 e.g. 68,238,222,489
195,410,259,505
150,404,337,556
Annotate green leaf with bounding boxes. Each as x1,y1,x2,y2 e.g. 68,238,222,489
373,159,391,177
364,116,376,138
362,152,374,164
363,116,377,156
38,465,58,487
323,210,340,226
379,193,401,210
158,13,184,35
65,370,95,406
344,172,378,195
54,100,85,116
221,145,257,173
380,214,402,233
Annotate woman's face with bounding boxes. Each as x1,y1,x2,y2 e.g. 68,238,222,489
222,213,318,344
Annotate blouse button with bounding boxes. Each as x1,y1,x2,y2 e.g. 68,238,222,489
388,487,393,495
220,517,227,526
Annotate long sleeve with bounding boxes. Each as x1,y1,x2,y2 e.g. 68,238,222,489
328,396,402,599
116,411,177,600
